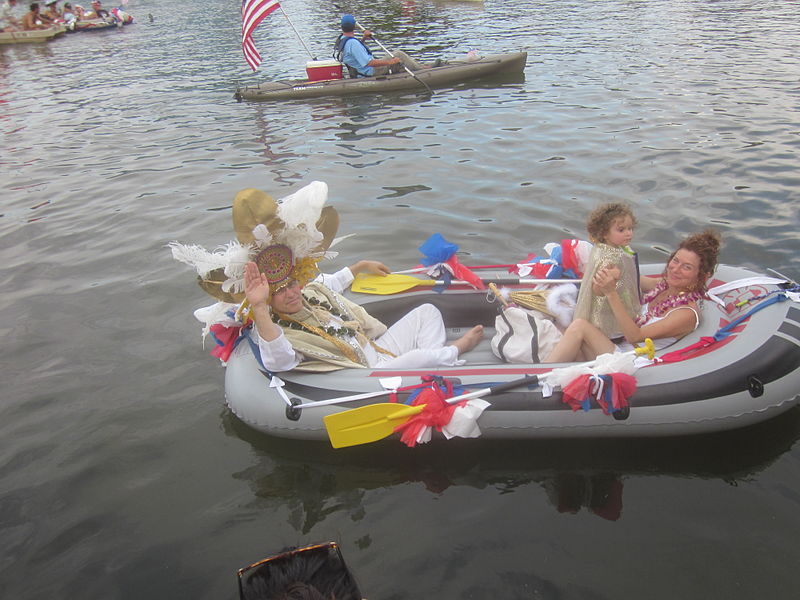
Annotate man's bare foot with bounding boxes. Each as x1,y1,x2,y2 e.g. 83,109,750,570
452,325,484,355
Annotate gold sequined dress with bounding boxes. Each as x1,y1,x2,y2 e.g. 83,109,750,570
573,243,641,337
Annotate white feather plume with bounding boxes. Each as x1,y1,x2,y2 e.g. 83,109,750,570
275,181,327,257
169,240,254,281
547,283,579,330
219,242,253,277
329,233,356,248
169,242,227,277
323,234,355,259
277,181,327,230
251,224,272,247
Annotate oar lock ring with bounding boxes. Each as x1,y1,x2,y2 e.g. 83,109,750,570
286,398,303,421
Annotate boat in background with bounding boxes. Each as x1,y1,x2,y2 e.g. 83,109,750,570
65,8,134,32
234,51,527,102
0,25,65,44
66,18,120,32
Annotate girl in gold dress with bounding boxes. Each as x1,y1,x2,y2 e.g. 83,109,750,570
572,203,640,337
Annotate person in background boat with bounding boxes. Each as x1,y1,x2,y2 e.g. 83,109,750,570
243,254,484,372
0,0,21,31
545,229,721,362
61,1,75,23
41,0,60,21
21,2,50,29
572,202,640,337
85,0,106,19
109,5,131,23
334,13,429,78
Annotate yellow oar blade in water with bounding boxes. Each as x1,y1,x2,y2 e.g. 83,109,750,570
350,273,439,295
324,403,425,448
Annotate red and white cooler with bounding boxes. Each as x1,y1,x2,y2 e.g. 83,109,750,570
305,60,344,81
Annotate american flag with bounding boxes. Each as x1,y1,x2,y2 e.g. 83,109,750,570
242,0,281,71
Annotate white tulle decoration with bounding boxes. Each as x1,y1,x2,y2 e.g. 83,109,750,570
193,301,241,341
543,352,638,389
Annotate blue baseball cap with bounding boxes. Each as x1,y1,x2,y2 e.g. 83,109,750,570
341,14,356,29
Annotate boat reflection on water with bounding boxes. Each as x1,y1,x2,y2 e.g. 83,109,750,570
223,405,800,529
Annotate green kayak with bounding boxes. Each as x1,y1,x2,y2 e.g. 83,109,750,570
234,51,527,102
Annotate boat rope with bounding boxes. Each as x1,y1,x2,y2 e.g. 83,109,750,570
714,288,795,340
657,290,794,364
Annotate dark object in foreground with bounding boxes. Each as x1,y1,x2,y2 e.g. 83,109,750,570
238,542,362,600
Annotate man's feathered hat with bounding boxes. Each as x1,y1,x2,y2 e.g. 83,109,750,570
170,181,340,303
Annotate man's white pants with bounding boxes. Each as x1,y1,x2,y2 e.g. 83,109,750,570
371,304,460,368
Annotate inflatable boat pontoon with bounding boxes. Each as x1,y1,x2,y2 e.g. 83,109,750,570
224,264,800,445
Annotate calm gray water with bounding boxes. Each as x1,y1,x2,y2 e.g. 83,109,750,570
2,0,799,598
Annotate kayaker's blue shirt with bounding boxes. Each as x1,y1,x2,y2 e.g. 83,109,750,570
338,35,374,77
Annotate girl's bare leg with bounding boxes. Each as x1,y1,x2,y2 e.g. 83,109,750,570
545,319,615,362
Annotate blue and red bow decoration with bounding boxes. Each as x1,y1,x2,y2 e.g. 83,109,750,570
561,373,637,414
513,239,585,280
209,323,246,362
417,233,486,291
394,376,468,447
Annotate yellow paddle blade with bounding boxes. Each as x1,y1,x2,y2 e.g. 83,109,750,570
324,403,425,448
350,273,438,295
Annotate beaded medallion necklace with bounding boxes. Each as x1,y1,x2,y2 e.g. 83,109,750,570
304,295,395,357
636,279,706,326
275,294,395,363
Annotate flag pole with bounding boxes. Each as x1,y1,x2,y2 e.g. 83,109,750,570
279,7,317,60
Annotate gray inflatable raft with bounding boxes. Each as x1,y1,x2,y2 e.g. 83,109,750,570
224,264,800,444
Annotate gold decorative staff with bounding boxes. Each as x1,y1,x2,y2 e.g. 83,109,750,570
488,282,554,318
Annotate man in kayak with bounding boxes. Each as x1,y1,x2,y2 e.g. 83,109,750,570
334,13,429,78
